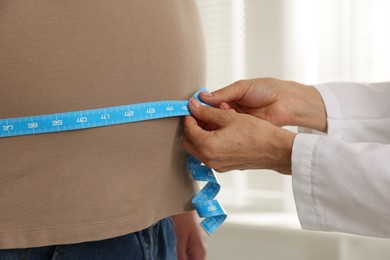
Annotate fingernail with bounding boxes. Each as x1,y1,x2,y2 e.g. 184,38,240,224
220,103,229,110
200,92,213,97
190,98,201,108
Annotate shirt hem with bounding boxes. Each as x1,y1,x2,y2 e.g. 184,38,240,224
0,207,193,249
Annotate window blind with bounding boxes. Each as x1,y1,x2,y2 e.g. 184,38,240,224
196,0,390,213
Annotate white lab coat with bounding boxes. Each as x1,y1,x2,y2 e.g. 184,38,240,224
292,82,390,238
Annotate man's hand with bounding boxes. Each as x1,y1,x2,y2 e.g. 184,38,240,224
182,98,296,174
172,211,207,260
198,78,327,132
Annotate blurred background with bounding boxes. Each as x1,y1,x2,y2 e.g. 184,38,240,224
195,0,390,259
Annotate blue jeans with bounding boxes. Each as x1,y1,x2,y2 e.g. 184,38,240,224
0,218,177,260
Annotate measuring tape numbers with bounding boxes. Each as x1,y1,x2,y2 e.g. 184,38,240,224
0,88,227,235
0,100,191,138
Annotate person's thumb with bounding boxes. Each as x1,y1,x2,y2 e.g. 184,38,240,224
198,80,249,106
188,98,233,127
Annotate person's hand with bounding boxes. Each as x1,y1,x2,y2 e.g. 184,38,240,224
172,211,207,260
182,98,296,174
198,78,327,132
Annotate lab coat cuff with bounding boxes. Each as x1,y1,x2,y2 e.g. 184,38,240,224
314,83,345,138
292,133,324,231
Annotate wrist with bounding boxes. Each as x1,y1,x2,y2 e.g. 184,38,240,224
288,84,327,132
269,128,296,175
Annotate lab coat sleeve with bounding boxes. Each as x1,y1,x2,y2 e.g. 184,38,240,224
315,82,390,143
292,82,390,238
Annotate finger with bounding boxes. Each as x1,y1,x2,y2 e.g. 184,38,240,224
187,236,207,260
219,102,231,110
181,135,196,156
196,119,219,131
182,135,207,164
176,239,189,260
220,102,246,114
188,245,206,260
183,115,210,146
198,80,250,106
182,119,203,157
193,111,222,131
188,98,233,127
202,121,219,131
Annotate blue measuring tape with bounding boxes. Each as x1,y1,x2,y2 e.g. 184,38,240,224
0,88,227,235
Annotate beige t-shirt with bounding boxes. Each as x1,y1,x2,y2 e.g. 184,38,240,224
0,0,205,249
